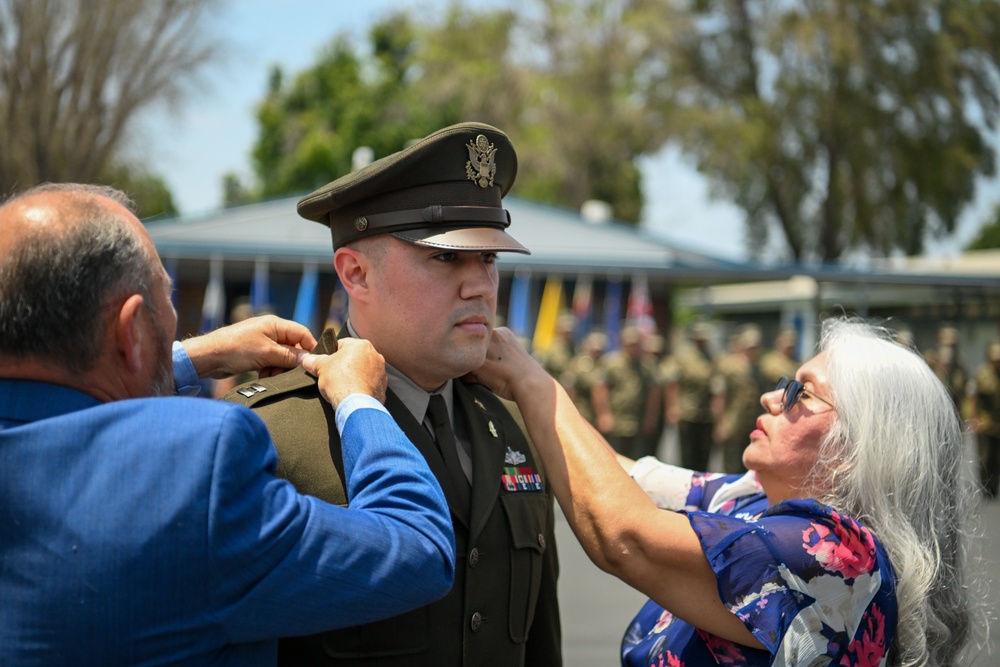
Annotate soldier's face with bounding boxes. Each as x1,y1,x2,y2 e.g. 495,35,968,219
364,238,499,391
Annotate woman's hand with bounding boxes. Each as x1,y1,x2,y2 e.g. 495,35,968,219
467,326,549,402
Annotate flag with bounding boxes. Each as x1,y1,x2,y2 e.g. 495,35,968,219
603,275,623,350
626,271,656,334
506,268,532,340
571,274,593,346
532,275,564,353
293,261,320,332
250,256,270,313
200,257,225,334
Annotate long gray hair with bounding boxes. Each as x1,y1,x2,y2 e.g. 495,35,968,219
811,317,983,666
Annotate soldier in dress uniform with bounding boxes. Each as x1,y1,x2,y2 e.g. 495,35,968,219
225,122,561,666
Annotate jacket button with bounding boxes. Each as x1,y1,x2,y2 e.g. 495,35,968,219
468,547,480,567
470,611,483,632
537,533,546,549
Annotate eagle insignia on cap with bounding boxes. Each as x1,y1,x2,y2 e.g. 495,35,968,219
465,134,497,188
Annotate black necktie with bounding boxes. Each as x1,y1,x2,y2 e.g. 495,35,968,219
426,395,471,506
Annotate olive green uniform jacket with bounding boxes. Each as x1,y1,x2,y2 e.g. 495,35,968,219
225,330,562,666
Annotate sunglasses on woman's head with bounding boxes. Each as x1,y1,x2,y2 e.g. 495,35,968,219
775,376,835,412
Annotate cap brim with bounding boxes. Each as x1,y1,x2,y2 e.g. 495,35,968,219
392,226,530,254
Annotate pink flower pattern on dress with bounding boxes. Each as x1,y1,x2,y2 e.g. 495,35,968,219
651,609,674,634
620,478,896,667
802,510,877,580
648,650,684,667
701,630,747,665
840,605,888,667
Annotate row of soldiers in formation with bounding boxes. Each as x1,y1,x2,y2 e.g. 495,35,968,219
922,326,1000,498
533,317,799,475
535,317,1000,499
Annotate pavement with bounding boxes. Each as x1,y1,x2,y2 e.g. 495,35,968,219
553,431,1000,666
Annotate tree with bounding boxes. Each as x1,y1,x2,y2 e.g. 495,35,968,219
0,0,220,212
244,15,454,201
242,2,669,225
657,0,1000,262
967,206,1000,251
104,164,178,219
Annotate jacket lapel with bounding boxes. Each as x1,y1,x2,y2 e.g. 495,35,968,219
454,382,506,541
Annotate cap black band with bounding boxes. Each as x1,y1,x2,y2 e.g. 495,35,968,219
351,205,512,235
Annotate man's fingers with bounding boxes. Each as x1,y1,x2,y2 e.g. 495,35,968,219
271,319,317,351
300,352,324,376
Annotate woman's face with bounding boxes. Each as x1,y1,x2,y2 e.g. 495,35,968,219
745,351,837,504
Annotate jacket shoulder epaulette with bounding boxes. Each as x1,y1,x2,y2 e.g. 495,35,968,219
222,366,318,408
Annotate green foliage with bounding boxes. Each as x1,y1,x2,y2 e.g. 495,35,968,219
967,206,1000,250
240,1,664,225
658,0,1000,262
239,0,1000,260
102,163,177,220
243,17,454,200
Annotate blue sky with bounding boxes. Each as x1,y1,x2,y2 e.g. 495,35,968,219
138,0,997,261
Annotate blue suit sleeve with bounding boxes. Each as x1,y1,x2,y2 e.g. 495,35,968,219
206,404,455,642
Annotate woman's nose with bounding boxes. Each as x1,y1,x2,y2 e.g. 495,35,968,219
760,388,783,413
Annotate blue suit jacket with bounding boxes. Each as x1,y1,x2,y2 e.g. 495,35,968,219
0,378,454,666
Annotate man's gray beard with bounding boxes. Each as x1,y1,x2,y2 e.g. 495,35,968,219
148,338,176,398
149,362,175,397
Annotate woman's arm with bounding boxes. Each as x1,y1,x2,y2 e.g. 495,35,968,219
473,328,761,648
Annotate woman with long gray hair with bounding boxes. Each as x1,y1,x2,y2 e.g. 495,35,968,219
472,316,982,666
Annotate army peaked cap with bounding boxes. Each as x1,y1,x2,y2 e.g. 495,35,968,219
297,122,530,254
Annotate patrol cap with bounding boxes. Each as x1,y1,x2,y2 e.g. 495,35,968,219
297,122,529,254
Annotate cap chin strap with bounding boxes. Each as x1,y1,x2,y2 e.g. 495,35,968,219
352,205,511,234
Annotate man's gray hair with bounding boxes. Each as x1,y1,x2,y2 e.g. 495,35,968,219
0,183,158,374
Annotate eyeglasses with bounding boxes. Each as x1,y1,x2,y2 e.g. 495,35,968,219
775,376,835,413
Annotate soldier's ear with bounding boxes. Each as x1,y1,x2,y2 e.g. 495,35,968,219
333,247,371,300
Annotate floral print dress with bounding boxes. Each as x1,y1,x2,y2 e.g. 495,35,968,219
620,463,897,666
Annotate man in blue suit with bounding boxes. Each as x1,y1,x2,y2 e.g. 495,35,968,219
0,183,456,666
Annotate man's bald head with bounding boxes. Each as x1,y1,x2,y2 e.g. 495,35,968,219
0,184,160,375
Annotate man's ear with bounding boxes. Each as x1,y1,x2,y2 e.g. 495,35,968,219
115,294,147,374
334,247,371,301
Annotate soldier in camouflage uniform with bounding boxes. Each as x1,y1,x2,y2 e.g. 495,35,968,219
924,326,968,418
640,333,668,459
560,330,607,425
592,326,660,460
712,324,766,474
662,322,717,471
757,329,799,387
971,342,1000,498
535,313,576,380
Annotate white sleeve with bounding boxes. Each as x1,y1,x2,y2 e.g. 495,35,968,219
629,456,696,510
